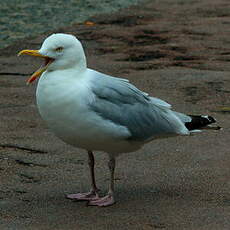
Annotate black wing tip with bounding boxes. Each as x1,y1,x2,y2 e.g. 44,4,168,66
203,125,222,130
202,115,216,123
185,115,219,131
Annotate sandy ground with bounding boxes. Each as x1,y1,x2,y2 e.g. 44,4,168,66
0,0,230,229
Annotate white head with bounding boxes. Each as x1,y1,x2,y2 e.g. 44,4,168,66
18,33,87,83
39,33,86,71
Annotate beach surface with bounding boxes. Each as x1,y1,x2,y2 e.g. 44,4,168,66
0,0,230,229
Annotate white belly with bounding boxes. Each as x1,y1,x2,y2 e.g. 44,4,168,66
36,72,139,154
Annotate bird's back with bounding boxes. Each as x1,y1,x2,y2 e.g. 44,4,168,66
88,69,190,142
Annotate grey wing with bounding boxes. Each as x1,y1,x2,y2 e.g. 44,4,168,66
89,70,189,141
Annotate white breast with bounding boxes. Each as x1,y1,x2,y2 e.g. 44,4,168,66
36,69,134,153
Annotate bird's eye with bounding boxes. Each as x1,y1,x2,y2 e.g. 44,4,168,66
55,47,63,52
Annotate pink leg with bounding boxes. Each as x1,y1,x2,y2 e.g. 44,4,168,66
88,157,116,207
88,194,115,206
66,150,99,201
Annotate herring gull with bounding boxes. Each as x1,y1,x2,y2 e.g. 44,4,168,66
18,33,220,206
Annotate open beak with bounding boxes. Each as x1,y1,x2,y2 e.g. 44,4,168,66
18,50,54,84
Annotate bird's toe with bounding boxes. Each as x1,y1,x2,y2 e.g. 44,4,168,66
87,194,115,207
66,191,99,201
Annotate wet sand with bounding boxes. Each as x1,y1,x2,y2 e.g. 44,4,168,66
0,0,230,229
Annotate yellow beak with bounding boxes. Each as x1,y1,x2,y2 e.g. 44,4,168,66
18,49,54,84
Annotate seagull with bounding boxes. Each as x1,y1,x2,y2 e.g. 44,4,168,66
18,33,220,207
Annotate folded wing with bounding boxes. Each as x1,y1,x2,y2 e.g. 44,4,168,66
89,70,189,141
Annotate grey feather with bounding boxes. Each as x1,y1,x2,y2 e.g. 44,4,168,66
89,70,188,141
173,111,191,123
